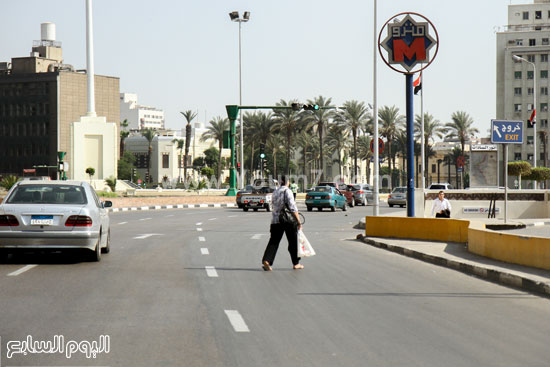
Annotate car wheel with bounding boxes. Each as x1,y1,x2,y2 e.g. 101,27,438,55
342,202,347,212
317,207,322,211
243,207,249,212
101,229,111,254
266,204,272,212
331,204,336,212
362,198,367,206
389,204,394,208
400,205,405,208
349,200,354,208
89,238,101,262
307,206,312,212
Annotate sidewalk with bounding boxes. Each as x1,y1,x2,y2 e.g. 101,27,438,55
356,218,550,298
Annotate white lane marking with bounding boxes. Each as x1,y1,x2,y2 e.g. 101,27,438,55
199,237,206,242
533,222,544,226
208,218,217,221
8,265,38,277
251,234,264,240
165,214,174,218
197,228,203,232
139,218,152,221
205,266,218,277
201,248,209,255
133,234,162,239
224,310,250,332
196,222,203,226
118,221,128,225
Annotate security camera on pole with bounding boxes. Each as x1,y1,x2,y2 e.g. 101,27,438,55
378,12,439,217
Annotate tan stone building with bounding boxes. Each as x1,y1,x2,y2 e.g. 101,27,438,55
0,25,119,178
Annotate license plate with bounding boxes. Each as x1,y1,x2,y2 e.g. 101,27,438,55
31,215,53,225
314,196,321,199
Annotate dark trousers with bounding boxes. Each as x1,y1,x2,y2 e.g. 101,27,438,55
262,223,300,266
436,212,450,218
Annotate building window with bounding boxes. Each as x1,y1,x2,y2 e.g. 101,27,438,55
542,87,548,96
523,11,529,20
541,103,548,112
516,39,524,46
542,54,549,62
528,136,534,145
541,152,546,161
515,104,522,112
528,54,536,62
162,154,169,169
536,11,542,19
528,70,534,79
514,87,522,96
528,87,534,95
515,71,522,79
431,164,436,173
527,103,534,111
544,39,550,46
530,39,537,46
527,154,534,160
542,70,548,79
515,152,522,161
541,119,548,127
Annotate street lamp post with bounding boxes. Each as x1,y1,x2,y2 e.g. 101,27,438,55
229,11,250,190
513,55,537,187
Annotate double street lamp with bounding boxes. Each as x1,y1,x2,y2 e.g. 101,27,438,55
229,11,250,189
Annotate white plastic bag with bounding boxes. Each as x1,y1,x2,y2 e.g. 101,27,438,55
298,229,316,257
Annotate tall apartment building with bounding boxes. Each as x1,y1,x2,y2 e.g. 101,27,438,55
120,93,164,130
0,23,119,178
497,0,550,175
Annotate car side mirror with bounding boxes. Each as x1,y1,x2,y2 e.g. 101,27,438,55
102,201,113,208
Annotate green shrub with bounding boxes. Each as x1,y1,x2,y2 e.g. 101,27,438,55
0,175,19,191
96,191,118,198
105,176,117,192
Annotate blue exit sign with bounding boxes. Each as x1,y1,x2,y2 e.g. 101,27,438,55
491,120,523,144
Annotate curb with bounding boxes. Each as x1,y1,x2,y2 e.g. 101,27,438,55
108,203,237,213
356,234,550,298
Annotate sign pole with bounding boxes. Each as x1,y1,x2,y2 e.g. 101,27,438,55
225,105,239,196
504,144,508,223
406,73,415,217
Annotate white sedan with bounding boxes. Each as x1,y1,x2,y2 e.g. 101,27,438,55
0,180,112,261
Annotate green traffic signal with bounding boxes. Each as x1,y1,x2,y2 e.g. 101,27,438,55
303,104,319,111
260,153,266,159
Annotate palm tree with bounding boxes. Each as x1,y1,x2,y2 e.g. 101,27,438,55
201,116,229,188
415,112,446,186
243,111,273,180
326,124,351,179
378,105,404,190
266,133,284,178
303,95,335,181
120,119,129,157
357,135,373,182
172,138,185,183
445,111,478,188
295,128,315,186
141,128,157,183
180,110,197,182
335,100,370,182
271,100,302,175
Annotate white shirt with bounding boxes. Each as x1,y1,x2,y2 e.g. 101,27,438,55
271,186,298,224
431,197,451,217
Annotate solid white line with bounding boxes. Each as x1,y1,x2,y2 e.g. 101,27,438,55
8,265,38,277
205,266,218,277
199,236,206,242
196,222,203,226
251,234,263,240
228,215,239,218
224,310,250,332
201,248,209,255
118,221,128,225
197,228,203,232
139,218,152,221
133,234,162,239
209,218,217,221
533,222,544,226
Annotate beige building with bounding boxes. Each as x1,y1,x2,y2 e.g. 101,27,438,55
0,24,119,179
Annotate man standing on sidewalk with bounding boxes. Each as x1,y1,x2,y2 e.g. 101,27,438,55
431,191,452,218
290,180,298,200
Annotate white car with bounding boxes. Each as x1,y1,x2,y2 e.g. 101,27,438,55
428,183,454,190
0,181,112,261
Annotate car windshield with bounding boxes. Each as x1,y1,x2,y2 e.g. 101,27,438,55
430,184,445,189
6,185,87,205
314,186,332,193
393,187,407,193
349,185,361,191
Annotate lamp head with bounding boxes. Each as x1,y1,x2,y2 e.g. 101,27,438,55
243,11,250,21
229,11,239,21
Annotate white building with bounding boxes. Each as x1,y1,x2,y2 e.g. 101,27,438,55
496,0,550,175
120,93,165,130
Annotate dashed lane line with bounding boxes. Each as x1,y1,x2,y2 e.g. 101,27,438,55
7,265,38,277
205,266,218,277
224,310,250,332
201,248,210,255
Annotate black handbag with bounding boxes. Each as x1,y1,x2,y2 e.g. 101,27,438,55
278,189,297,226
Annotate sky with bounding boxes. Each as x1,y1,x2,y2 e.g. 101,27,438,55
0,0,528,138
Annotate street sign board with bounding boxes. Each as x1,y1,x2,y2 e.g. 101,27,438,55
370,138,384,154
491,120,523,144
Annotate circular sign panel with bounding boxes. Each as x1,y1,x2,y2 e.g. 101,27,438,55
378,12,439,75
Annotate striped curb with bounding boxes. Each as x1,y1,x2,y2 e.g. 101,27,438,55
356,234,550,298
108,203,237,213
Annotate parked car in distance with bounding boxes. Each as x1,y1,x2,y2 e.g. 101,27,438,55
428,183,454,190
348,183,373,206
388,186,407,207
305,186,347,212
0,180,112,261
236,185,254,208
318,182,354,207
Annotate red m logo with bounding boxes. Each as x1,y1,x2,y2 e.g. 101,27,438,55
392,38,426,63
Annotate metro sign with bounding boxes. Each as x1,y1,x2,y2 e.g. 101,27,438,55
380,14,436,72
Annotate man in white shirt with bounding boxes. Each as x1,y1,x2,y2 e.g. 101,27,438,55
431,191,451,218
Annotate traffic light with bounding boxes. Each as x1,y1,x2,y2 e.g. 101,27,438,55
303,104,320,111
260,153,265,159
291,103,302,111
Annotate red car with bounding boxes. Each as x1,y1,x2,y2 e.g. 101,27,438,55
318,182,354,208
